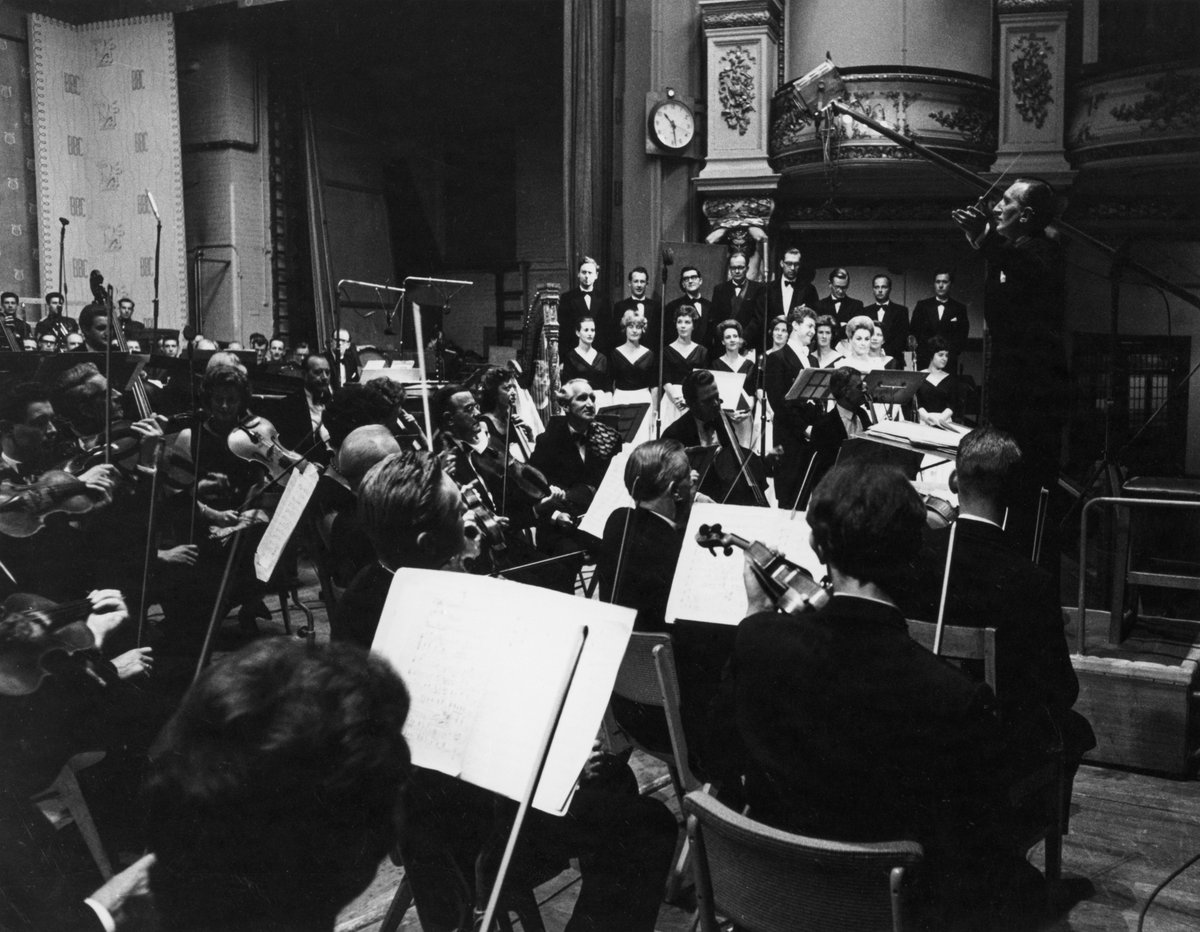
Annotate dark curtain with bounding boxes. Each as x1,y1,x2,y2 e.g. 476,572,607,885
563,0,619,298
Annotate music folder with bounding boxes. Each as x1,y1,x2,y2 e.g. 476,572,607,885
784,367,838,403
371,569,635,816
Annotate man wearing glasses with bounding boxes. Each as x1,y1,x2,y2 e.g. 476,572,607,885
766,248,818,323
662,265,715,352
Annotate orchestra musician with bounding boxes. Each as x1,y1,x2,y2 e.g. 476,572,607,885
763,305,820,510
707,463,1048,929
0,292,31,346
474,365,536,463
334,449,676,932
33,292,77,344
77,303,110,353
116,297,145,342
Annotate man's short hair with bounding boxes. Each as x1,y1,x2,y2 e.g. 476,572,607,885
555,378,593,408
782,247,801,262
956,427,1023,502
248,332,267,345
0,291,17,303
828,267,849,282
625,439,689,502
118,297,134,309
828,366,862,402
1014,177,1055,232
358,450,459,569
807,463,925,592
728,254,748,268
933,270,954,282
44,291,63,304
873,274,892,288
146,639,411,931
681,367,717,407
431,382,470,428
788,305,817,328
52,362,101,400
628,266,648,281
679,266,700,286
78,303,106,331
579,256,598,271
0,381,50,427
324,384,394,449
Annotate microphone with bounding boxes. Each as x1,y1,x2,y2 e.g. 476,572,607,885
661,245,675,267
59,217,69,226
146,189,160,221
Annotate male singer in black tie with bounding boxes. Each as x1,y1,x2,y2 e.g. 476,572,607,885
816,267,864,328
910,270,969,368
610,266,659,349
711,253,766,356
765,248,818,324
661,265,714,352
868,273,910,362
559,256,602,349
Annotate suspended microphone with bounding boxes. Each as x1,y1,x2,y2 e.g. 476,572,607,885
59,217,69,226
146,189,160,221
661,245,675,267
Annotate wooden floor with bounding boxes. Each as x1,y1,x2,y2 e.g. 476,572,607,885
205,569,1200,932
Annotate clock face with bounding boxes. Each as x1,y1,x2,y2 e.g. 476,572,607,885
651,100,695,151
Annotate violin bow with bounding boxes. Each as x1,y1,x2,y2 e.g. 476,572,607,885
932,519,959,656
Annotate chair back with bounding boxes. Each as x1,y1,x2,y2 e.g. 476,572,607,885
684,791,923,932
905,619,997,691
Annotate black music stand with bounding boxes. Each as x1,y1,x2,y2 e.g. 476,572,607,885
784,367,837,404
32,351,143,394
863,369,926,410
837,436,923,479
597,402,650,444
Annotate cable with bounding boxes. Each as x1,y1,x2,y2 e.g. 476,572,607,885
1136,848,1200,932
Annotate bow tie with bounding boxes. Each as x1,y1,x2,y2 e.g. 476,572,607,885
782,281,792,288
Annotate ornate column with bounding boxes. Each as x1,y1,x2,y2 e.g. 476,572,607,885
696,0,781,279
996,0,1074,181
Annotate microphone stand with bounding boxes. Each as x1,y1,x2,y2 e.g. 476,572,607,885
151,207,162,336
58,218,68,302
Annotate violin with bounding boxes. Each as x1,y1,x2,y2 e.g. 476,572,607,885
921,493,958,530
228,414,302,479
695,522,831,614
0,470,104,538
0,593,97,696
460,479,508,570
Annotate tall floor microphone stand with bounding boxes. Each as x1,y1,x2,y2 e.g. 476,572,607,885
57,218,68,304
148,192,163,334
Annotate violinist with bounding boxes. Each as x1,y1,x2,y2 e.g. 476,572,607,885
0,383,117,599
335,450,676,932
77,302,110,352
663,369,762,506
51,362,163,471
707,463,1043,929
33,291,77,344
302,354,333,459
0,292,31,346
475,365,535,462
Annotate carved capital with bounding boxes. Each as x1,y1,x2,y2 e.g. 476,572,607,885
995,0,1070,12
700,0,784,41
701,196,775,228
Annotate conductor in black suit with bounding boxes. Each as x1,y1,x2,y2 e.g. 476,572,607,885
910,270,969,368
711,253,766,356
765,247,819,323
707,462,1045,928
815,267,865,328
559,256,604,349
867,273,910,362
659,266,714,354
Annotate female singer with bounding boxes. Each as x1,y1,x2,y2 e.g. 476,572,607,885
562,316,612,395
712,319,754,377
660,305,709,431
814,315,844,368
610,310,656,397
837,315,886,374
868,323,896,369
916,336,960,428
475,365,534,462
766,315,789,356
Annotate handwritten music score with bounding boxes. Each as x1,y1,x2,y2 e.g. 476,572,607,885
666,502,825,627
373,569,634,815
253,462,319,582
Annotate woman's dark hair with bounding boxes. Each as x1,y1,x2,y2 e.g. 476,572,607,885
473,365,518,415
926,335,950,356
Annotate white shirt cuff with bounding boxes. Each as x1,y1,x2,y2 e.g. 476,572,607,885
84,897,117,932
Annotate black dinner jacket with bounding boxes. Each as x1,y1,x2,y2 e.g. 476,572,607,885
910,295,969,361
905,517,1095,761
528,414,615,514
711,280,766,350
763,344,820,447
661,294,715,354
560,288,603,349
816,293,866,328
866,300,911,360
662,413,761,507
765,278,819,322
808,404,871,487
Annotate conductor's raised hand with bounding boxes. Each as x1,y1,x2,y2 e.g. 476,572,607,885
951,203,989,241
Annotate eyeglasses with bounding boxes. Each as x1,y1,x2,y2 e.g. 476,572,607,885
682,274,700,280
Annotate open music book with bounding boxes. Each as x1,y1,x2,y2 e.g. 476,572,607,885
666,502,825,626
577,448,632,540
372,569,635,815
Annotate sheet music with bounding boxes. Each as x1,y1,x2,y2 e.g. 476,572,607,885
373,570,634,814
253,462,319,582
867,420,965,452
666,503,825,626
708,369,749,412
577,448,632,540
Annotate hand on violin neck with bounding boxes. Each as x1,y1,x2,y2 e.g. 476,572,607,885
85,589,128,648
78,463,118,498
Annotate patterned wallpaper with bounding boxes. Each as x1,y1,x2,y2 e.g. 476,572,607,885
29,13,186,329
0,28,39,314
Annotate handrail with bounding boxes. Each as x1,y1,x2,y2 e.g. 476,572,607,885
1076,496,1200,654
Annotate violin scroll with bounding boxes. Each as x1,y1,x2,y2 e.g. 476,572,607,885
694,522,830,615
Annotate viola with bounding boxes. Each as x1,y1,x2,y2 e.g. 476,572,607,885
460,479,508,569
228,414,302,479
921,493,958,530
0,470,103,538
0,593,97,696
695,522,830,614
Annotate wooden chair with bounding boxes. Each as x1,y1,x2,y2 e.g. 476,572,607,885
904,619,1064,882
32,752,113,880
683,790,924,932
603,632,701,899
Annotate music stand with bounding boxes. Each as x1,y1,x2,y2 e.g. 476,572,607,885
863,369,926,409
784,367,837,404
837,436,924,479
597,402,651,444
